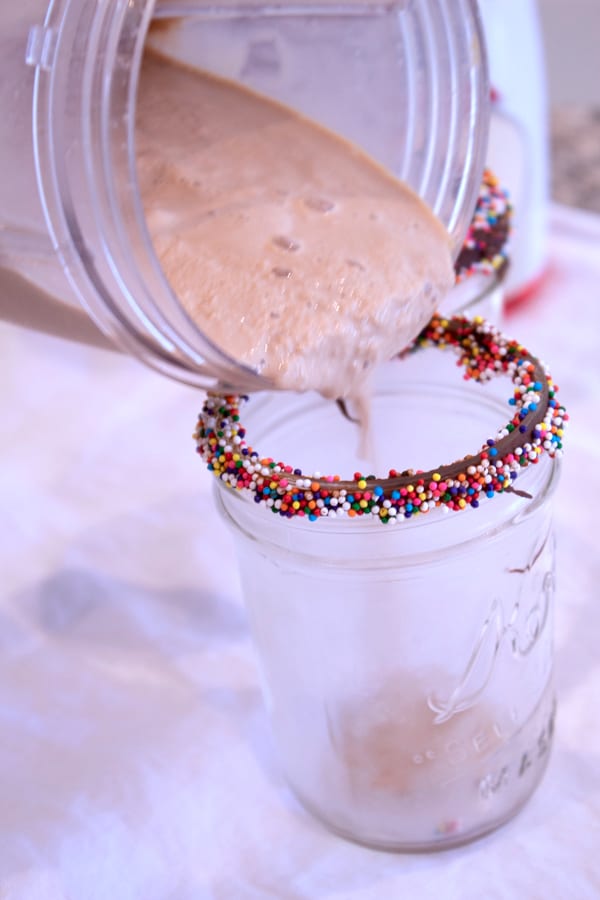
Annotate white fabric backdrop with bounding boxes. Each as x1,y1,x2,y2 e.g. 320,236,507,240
1,205,599,899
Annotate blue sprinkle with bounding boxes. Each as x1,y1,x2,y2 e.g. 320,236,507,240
489,447,498,456
508,397,516,405
519,425,527,433
528,403,538,412
391,491,400,501
487,439,495,446
472,500,479,508
374,486,384,497
405,503,414,512
486,490,495,499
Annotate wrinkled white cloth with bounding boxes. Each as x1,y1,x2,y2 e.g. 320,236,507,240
1,205,599,900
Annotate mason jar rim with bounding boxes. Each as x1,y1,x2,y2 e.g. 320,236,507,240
212,379,561,569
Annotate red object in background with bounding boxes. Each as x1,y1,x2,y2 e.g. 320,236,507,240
505,266,553,316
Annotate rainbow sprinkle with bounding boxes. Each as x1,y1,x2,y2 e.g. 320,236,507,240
194,315,567,524
455,170,512,283
435,819,462,837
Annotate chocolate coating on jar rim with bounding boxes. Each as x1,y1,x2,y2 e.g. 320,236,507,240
454,170,512,284
194,315,567,524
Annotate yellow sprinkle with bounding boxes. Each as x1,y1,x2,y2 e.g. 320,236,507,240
292,501,300,510
458,499,466,508
432,473,441,482
357,479,367,489
359,499,368,509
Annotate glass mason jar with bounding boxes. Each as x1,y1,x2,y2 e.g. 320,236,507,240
1,0,488,388
212,348,559,851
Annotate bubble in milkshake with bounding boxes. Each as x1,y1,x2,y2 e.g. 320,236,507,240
272,235,300,252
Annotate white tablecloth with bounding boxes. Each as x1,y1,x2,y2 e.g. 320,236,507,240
1,205,599,900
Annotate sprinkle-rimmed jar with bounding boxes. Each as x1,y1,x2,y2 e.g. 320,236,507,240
209,345,561,851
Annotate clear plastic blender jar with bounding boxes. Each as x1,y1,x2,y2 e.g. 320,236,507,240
0,0,489,390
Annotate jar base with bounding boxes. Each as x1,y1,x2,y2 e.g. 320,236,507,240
287,748,552,853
